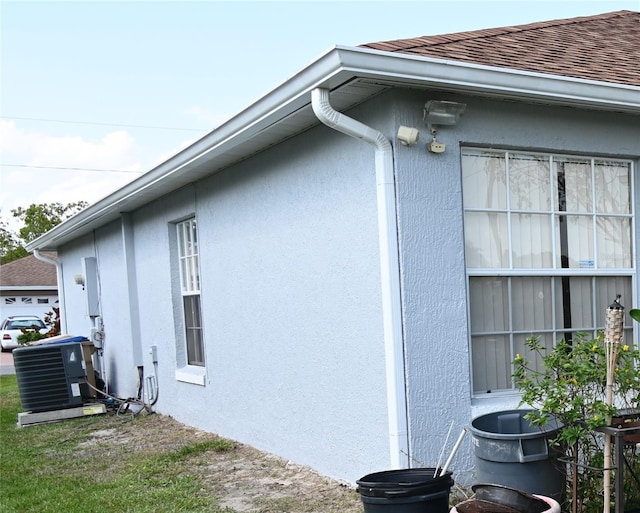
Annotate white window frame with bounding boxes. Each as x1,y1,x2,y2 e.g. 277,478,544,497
462,148,635,396
176,218,205,370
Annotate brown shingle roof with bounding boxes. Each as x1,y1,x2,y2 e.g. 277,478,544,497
360,10,640,86
0,253,58,287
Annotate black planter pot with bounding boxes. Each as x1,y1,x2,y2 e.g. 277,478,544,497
356,468,454,513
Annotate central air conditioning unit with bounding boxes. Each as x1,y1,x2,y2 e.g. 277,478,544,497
13,342,92,413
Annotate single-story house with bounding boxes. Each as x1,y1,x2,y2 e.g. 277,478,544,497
0,253,59,321
26,10,640,486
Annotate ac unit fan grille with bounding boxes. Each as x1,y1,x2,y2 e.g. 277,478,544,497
14,344,86,412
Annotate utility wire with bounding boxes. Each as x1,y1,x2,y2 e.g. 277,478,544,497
1,115,208,132
1,163,143,174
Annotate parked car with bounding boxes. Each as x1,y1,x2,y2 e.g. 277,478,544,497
0,316,48,351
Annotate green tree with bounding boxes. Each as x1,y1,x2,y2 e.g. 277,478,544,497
0,213,28,264
12,201,88,243
0,202,88,264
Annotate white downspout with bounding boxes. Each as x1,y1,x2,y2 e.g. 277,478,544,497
311,87,409,469
33,249,67,334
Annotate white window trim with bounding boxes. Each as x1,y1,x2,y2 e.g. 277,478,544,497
175,366,206,386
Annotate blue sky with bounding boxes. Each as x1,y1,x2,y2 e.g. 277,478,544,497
1,0,638,223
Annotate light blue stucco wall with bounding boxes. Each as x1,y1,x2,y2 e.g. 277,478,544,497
187,127,391,481
62,115,395,484
58,221,141,398
55,86,639,488
58,234,96,337
387,89,640,484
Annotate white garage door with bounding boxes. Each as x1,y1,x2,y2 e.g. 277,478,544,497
0,295,59,322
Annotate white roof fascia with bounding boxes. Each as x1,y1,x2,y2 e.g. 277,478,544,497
26,45,640,252
337,45,640,111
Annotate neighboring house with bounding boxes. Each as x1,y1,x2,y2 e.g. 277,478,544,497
0,253,59,321
25,11,640,486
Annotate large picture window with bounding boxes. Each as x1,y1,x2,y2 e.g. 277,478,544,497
177,218,205,367
462,149,634,394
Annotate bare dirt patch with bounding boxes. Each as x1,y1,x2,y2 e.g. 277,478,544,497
79,411,365,513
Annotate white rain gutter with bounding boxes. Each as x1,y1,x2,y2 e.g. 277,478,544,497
25,46,640,253
311,87,409,469
32,249,67,334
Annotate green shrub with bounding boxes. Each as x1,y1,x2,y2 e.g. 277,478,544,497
513,332,640,513
16,330,46,345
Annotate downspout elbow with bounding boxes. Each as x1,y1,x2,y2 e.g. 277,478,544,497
311,88,391,153
33,248,58,267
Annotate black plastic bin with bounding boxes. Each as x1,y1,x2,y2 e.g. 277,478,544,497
469,409,564,502
357,468,454,513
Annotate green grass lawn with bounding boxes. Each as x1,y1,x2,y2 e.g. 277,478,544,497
0,375,234,513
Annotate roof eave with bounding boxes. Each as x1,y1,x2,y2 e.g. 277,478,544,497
26,45,640,252
340,46,640,109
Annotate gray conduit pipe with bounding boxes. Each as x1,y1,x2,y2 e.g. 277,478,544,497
311,88,409,469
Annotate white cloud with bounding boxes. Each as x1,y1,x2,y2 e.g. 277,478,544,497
0,120,143,220
0,120,140,169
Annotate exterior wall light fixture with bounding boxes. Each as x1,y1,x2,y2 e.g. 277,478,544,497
423,100,466,154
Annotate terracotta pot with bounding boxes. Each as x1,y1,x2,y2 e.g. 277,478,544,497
450,495,560,513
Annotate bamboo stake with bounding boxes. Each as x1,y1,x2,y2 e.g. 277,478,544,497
603,296,624,513
572,445,578,513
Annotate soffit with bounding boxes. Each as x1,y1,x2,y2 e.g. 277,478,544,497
114,79,390,208
26,46,640,251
